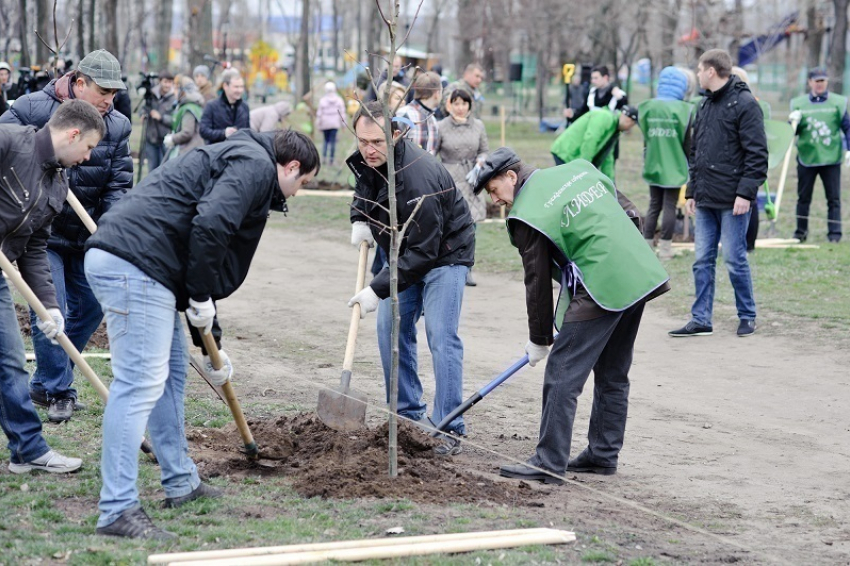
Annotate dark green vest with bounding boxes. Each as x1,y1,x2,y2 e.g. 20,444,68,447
790,93,847,166
507,160,669,328
638,99,693,188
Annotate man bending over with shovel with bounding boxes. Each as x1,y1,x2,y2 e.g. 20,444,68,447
0,99,104,474
84,129,319,540
473,148,669,484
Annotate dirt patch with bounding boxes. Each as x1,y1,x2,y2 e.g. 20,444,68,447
15,303,109,350
189,414,542,506
308,179,348,191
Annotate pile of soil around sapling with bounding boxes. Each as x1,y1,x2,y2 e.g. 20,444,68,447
16,303,109,349
188,413,543,506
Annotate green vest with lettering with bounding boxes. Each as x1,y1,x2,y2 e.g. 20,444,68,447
638,99,694,188
790,93,847,166
507,160,669,328
550,110,619,180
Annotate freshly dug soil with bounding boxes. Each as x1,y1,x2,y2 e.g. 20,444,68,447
15,303,110,350
189,414,543,506
310,179,348,191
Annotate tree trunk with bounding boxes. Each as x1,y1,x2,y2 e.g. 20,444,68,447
659,0,681,68
86,0,95,56
186,0,213,71
295,0,310,98
806,0,824,68
155,0,174,70
17,0,30,67
331,0,339,72
35,0,50,64
828,0,848,93
102,0,119,58
75,0,85,62
729,0,744,64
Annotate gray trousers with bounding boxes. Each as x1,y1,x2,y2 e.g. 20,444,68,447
529,302,645,473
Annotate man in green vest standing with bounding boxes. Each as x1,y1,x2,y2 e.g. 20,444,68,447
473,148,670,483
550,105,639,182
789,67,850,243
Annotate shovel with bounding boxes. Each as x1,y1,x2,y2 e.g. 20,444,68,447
199,331,259,460
317,241,370,431
768,117,799,237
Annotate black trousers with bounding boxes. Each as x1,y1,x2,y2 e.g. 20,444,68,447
642,185,679,241
529,302,645,474
795,163,842,240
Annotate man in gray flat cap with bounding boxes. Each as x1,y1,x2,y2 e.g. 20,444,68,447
0,49,132,423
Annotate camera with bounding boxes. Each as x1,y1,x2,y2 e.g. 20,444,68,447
17,66,51,96
136,72,159,96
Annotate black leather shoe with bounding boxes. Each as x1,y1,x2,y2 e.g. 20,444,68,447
163,482,223,508
96,507,176,540
30,390,49,408
567,450,617,475
499,463,564,485
668,321,713,337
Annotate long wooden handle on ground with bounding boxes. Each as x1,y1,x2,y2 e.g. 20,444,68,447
0,251,156,460
773,118,799,223
200,331,258,459
148,528,575,564
341,241,370,374
65,191,98,234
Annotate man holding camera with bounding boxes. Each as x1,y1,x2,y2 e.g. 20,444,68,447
0,49,132,423
140,71,176,173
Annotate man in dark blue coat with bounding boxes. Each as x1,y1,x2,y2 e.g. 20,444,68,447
199,69,250,144
0,49,132,422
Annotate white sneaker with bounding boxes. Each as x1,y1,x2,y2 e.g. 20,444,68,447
8,450,83,474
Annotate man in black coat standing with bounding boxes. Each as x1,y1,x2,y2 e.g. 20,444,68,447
199,69,250,144
84,129,319,540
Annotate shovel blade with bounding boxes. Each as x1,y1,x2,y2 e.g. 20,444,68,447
317,386,367,432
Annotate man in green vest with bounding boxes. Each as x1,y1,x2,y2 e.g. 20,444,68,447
550,105,639,182
789,67,850,243
473,148,670,484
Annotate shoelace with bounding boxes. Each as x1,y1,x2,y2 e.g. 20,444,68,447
118,508,161,537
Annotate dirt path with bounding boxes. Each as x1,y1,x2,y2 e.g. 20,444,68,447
216,223,850,564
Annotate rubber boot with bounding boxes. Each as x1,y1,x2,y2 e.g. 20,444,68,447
658,239,674,260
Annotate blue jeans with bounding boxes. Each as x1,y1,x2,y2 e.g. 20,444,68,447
144,141,165,173
0,275,50,464
691,207,756,326
30,249,103,401
85,249,200,527
376,264,468,435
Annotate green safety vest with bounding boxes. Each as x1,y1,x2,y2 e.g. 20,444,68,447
506,160,669,329
638,99,694,188
790,93,847,166
550,111,619,180
172,102,204,135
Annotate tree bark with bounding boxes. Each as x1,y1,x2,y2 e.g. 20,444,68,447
295,0,310,98
35,0,50,64
155,0,174,70
660,0,682,68
805,0,824,68
186,0,213,71
729,0,744,64
828,0,848,93
17,0,30,67
86,0,95,57
75,0,85,62
102,0,119,58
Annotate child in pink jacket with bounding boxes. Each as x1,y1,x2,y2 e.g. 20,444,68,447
315,81,346,165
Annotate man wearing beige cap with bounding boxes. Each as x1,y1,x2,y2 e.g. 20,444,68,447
0,49,132,423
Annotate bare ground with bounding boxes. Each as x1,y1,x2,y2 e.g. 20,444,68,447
193,223,850,565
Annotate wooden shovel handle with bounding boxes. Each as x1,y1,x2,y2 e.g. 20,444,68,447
65,191,98,234
342,242,370,372
200,331,257,457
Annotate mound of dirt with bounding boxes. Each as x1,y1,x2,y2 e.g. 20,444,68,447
15,304,109,350
189,414,541,506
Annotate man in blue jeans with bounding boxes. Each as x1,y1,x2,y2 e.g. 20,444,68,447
84,129,319,540
0,99,105,474
668,49,767,338
347,101,475,456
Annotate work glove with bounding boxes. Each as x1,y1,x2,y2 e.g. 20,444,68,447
203,349,233,386
36,308,64,345
465,163,482,186
186,298,216,335
844,151,850,167
612,86,626,100
348,286,380,319
163,134,174,150
350,221,375,249
789,110,802,124
525,340,551,368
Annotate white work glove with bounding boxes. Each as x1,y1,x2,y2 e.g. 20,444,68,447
612,86,626,100
350,221,375,249
203,349,233,386
844,151,850,167
465,163,482,186
789,110,802,123
36,308,64,345
186,298,216,335
163,134,174,149
525,340,551,368
348,286,380,319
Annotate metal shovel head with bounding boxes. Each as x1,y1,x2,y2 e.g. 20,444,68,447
317,371,367,432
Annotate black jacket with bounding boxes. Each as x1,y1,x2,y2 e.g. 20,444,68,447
0,73,133,253
574,83,628,120
86,130,285,310
199,93,250,144
347,140,475,299
0,126,68,309
686,76,768,208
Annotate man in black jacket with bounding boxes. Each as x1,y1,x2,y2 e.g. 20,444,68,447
84,129,319,540
199,69,250,144
564,65,628,121
347,101,475,455
0,99,104,474
0,49,133,423
669,49,767,338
